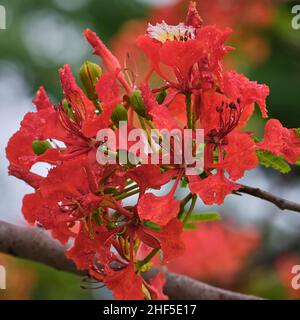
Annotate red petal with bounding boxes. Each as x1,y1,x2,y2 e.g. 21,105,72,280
33,86,53,111
104,263,144,300
159,40,203,77
95,72,120,108
145,219,185,264
223,71,270,120
138,193,180,226
59,64,95,117
66,224,113,270
258,119,300,163
222,132,258,180
148,272,168,300
84,29,122,74
22,193,42,224
6,131,37,169
82,104,115,138
136,35,161,68
189,172,240,205
126,165,176,194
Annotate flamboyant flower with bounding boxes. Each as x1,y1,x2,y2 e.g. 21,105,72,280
6,1,300,300
137,22,232,92
22,158,107,243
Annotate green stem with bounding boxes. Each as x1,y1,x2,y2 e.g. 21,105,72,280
183,194,197,225
138,115,157,153
121,184,139,194
138,248,160,268
186,92,192,129
115,189,140,201
178,193,193,219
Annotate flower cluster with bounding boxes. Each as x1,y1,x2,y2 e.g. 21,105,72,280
6,2,300,300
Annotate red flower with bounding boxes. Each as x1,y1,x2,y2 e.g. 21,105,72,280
6,65,115,181
137,22,232,92
6,0,294,301
22,158,105,243
201,71,269,135
258,119,300,164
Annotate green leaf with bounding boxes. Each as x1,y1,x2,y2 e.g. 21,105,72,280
256,150,291,174
294,128,300,138
183,223,198,230
188,212,221,222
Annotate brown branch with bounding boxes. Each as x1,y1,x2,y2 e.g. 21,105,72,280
0,220,261,300
239,184,300,213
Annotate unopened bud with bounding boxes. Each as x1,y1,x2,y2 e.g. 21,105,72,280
156,89,167,104
111,104,128,128
130,90,146,117
32,140,52,155
80,61,102,100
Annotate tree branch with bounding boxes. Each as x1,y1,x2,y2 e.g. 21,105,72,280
239,184,300,213
0,220,261,300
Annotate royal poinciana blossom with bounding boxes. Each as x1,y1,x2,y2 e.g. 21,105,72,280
6,2,300,300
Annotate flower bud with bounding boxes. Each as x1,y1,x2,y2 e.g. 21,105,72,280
156,89,167,104
79,61,102,100
111,104,128,128
130,90,146,117
32,140,52,155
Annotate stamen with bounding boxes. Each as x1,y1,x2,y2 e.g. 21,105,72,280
147,21,196,43
207,98,243,145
